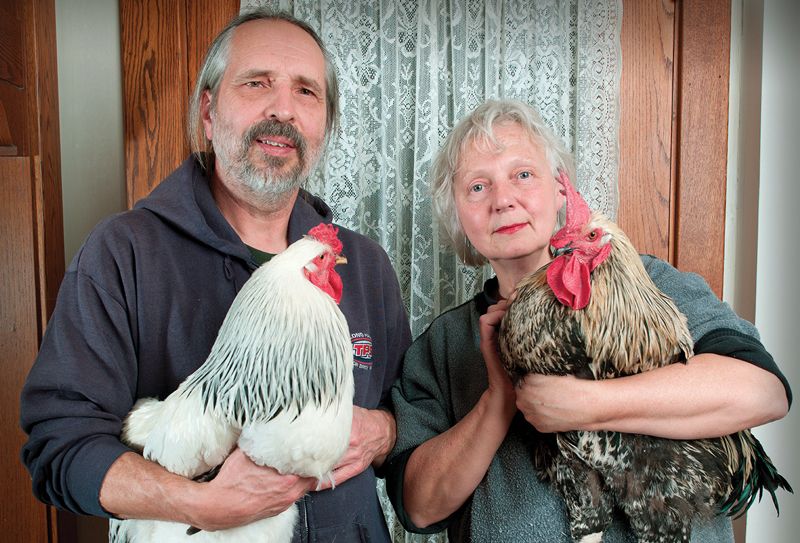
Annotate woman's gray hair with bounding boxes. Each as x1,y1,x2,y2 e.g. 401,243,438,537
187,8,340,169
430,99,576,267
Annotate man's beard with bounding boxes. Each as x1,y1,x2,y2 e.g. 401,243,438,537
212,117,322,208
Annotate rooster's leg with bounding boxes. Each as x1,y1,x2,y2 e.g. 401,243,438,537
626,510,691,543
555,453,612,542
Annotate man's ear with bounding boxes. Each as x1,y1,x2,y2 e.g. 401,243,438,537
201,90,214,142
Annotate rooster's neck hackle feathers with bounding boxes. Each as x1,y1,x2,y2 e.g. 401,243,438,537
576,213,694,377
180,232,352,427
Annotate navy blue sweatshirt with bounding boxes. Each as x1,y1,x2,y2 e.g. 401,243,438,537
20,156,412,542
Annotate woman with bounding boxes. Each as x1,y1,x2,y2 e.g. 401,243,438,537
384,99,791,542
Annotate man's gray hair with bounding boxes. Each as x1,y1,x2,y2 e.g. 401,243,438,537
187,8,340,168
430,99,576,267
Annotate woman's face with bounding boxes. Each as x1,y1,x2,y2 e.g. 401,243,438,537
453,122,564,271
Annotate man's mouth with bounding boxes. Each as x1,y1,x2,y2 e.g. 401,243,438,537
256,137,294,149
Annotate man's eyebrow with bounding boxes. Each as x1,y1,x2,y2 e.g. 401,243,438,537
234,69,324,94
295,75,324,95
235,69,272,81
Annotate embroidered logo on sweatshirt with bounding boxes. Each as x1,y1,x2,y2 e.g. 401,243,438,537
351,332,373,370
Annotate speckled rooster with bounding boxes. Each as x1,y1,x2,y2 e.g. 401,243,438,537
498,172,791,543
109,223,354,543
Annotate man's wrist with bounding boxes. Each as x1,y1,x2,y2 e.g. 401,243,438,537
371,408,396,467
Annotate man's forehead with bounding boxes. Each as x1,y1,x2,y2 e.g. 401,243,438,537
226,18,326,80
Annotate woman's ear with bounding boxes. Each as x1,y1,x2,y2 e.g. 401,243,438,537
554,169,567,208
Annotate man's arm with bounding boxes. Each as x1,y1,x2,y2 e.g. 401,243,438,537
316,406,396,489
100,449,315,531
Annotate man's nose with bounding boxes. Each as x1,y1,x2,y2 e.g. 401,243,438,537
265,85,296,124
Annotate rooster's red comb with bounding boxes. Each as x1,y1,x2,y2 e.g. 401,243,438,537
307,223,343,254
557,170,591,230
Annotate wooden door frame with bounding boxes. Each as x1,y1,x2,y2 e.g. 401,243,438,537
619,0,730,296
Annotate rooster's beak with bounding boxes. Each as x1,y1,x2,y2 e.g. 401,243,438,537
336,255,348,265
551,244,573,257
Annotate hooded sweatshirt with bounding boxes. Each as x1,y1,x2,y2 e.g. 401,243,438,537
20,156,412,542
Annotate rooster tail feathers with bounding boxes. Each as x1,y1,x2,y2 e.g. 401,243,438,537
721,432,793,518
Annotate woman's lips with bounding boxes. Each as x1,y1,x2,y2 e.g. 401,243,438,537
494,223,527,235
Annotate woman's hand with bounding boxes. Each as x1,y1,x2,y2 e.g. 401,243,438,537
515,373,595,433
479,300,517,416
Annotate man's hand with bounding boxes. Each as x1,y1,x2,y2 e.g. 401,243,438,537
188,448,316,531
316,406,396,490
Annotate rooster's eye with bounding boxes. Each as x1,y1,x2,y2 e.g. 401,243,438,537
587,231,597,240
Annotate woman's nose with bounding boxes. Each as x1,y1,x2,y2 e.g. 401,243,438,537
492,182,515,211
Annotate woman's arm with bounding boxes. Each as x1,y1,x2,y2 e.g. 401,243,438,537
516,354,788,439
402,302,517,528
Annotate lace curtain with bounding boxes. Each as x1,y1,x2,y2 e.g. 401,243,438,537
242,1,622,541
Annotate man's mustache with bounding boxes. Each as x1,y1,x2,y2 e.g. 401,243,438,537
242,120,306,156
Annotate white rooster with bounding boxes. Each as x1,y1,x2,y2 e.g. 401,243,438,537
109,223,354,543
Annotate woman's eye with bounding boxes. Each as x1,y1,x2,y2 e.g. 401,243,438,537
518,171,531,180
470,183,485,193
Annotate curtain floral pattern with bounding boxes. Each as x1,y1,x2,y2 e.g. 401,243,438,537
243,1,621,540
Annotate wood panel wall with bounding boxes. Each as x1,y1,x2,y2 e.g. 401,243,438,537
0,0,63,540
672,0,731,296
0,157,51,543
119,0,240,207
619,0,730,296
0,0,64,319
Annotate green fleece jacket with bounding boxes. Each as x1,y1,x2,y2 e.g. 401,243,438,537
385,255,790,543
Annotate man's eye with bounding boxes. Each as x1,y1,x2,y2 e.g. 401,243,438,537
245,81,264,88
299,88,316,96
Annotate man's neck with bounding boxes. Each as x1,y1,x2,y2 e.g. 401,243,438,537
210,171,299,254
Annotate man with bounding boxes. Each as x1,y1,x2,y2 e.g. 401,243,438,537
20,9,411,542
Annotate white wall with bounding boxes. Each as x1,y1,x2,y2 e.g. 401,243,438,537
745,0,800,540
57,0,126,265
55,3,124,541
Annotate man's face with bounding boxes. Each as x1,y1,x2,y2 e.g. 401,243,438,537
203,19,328,204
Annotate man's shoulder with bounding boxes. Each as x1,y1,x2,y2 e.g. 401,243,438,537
334,224,385,254
67,209,164,272
88,208,164,245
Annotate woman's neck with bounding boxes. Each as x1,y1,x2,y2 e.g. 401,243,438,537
491,252,552,299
